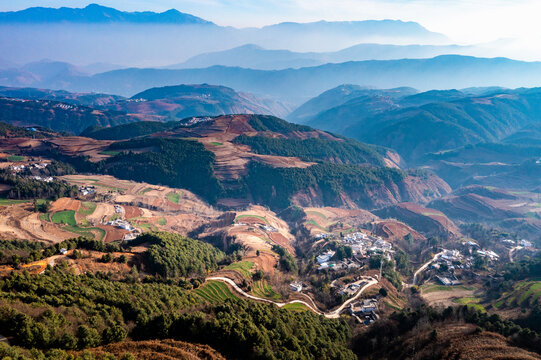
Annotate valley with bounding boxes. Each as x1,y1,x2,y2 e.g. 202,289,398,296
2,3,541,359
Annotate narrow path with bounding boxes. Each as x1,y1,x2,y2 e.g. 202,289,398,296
509,246,522,263
412,251,444,285
207,276,378,319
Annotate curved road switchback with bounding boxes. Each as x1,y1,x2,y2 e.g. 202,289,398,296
412,251,445,285
206,276,378,319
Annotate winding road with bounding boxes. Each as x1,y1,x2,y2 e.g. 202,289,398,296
412,251,445,285
207,276,378,319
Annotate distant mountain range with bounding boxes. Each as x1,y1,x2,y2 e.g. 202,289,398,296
291,85,541,165
0,4,213,25
0,84,293,132
104,84,294,119
2,55,538,104
0,5,449,66
171,43,475,70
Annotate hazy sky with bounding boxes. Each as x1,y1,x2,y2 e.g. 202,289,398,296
0,0,540,44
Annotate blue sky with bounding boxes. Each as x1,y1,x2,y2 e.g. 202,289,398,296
0,0,539,44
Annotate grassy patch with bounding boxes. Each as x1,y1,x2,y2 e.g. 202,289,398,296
282,303,309,312
140,187,153,195
226,261,254,278
139,223,159,232
0,198,29,206
421,284,474,294
39,213,51,222
78,202,97,216
166,192,180,204
158,217,167,226
194,281,237,303
305,210,328,221
210,142,223,146
64,225,105,241
304,219,329,232
98,150,121,156
453,297,481,305
51,210,77,226
252,279,281,300
421,211,442,217
234,214,268,224
7,155,26,162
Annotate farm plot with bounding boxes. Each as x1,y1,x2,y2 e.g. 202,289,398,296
225,261,254,279
252,279,281,300
195,281,238,303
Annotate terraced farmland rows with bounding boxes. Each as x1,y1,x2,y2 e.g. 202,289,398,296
195,281,238,303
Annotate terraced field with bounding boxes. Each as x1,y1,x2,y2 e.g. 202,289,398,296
282,303,309,312
0,198,29,206
195,281,238,303
51,210,77,226
494,281,541,308
234,214,268,224
166,192,180,204
78,202,97,216
225,261,254,278
252,279,281,300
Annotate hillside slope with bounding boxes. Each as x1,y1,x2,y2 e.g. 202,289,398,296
18,114,451,210
105,84,293,119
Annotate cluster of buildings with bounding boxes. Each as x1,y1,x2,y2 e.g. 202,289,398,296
350,298,379,324
182,116,214,126
9,162,48,172
314,231,394,272
289,281,303,292
53,103,75,110
341,232,393,259
79,185,96,196
31,175,53,183
106,219,134,231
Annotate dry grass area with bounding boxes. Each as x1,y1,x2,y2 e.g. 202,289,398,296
303,207,376,236
47,137,114,162
416,323,541,360
421,283,479,307
0,203,74,243
89,339,225,360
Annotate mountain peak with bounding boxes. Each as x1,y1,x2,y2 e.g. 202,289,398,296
0,4,214,25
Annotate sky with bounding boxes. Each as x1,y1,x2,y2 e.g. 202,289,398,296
0,0,540,45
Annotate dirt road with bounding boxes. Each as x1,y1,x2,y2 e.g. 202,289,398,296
207,276,378,319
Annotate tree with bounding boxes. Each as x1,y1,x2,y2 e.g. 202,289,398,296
379,287,388,297
102,325,127,344
118,254,127,264
77,325,101,349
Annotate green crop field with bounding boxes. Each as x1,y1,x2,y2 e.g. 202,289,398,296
304,219,329,232
252,279,281,300
99,150,121,156
139,223,159,232
210,142,223,146
64,225,105,241
194,281,238,303
39,213,51,222
158,217,167,226
0,198,29,206
78,202,97,216
234,214,268,224
166,192,180,204
305,210,327,221
140,187,153,195
282,303,309,312
7,155,26,162
226,261,254,278
51,210,77,226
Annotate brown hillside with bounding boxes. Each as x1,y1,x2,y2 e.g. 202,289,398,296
374,202,461,238
89,339,225,360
